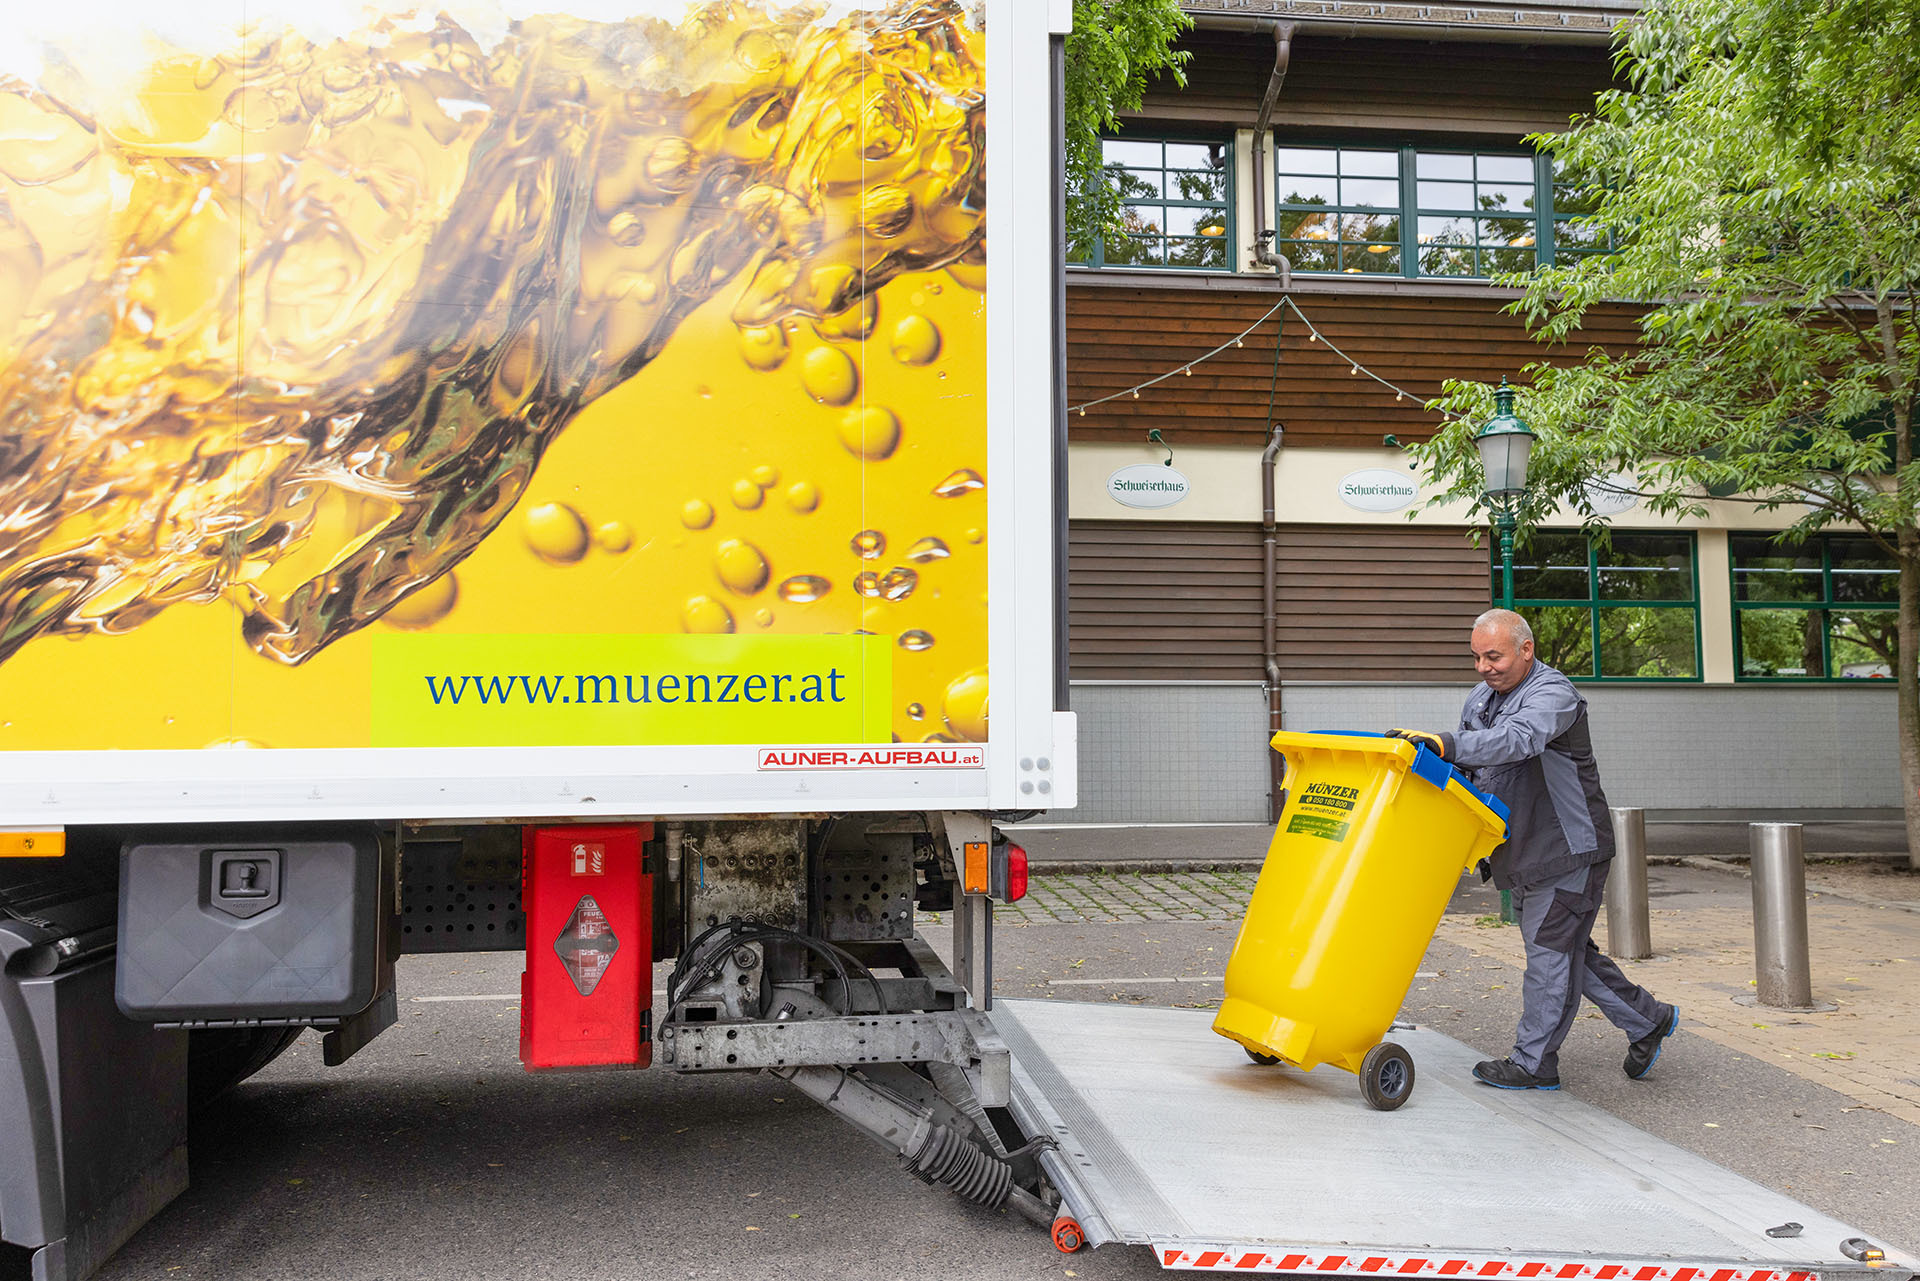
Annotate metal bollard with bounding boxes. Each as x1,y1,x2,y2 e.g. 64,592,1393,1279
1749,823,1815,1009
1604,807,1651,959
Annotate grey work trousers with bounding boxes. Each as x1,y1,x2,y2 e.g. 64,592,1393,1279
1510,860,1665,1078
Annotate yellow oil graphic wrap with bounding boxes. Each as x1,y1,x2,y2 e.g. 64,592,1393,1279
0,1,987,751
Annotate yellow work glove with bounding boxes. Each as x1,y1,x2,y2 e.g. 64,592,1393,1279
1385,728,1448,759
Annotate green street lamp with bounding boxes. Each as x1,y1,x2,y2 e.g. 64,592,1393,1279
1475,377,1537,610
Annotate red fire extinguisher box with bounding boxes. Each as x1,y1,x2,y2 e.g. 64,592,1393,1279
520,825,653,1070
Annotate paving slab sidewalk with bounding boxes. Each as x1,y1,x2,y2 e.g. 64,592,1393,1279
1003,853,1920,1131
1432,866,1920,1127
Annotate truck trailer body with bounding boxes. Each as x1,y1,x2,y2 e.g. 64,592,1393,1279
0,1,1069,1274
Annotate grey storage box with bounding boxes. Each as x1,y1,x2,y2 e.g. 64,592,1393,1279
117,826,385,1024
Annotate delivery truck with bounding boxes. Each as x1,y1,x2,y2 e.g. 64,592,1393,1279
0,2,1913,1279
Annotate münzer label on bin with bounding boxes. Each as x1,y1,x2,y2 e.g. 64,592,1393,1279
1288,781,1359,841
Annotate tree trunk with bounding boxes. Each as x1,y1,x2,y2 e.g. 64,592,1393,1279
1901,531,1920,872
1876,295,1918,871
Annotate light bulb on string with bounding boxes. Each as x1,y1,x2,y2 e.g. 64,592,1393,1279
1350,365,1359,375
1132,389,1139,399
1183,366,1192,376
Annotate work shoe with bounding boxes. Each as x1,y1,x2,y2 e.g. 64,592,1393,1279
1624,1004,1679,1080
1472,1058,1561,1090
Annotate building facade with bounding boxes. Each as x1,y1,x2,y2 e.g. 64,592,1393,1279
1062,0,1901,824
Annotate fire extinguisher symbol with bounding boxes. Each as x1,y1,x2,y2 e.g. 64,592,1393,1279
571,843,605,876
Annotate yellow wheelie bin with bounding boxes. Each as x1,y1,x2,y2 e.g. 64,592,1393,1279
1213,730,1509,1111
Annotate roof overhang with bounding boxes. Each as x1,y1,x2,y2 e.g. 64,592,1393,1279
1183,0,1629,45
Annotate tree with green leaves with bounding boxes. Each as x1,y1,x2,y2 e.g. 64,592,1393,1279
1414,0,1920,868
1063,0,1192,258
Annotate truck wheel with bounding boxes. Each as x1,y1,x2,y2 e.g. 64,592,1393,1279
1243,1046,1283,1067
1359,1041,1415,1111
188,1026,305,1106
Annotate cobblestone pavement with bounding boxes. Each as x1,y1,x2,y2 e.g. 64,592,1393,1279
926,868,1260,925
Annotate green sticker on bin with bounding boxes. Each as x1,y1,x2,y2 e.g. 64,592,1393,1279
1286,813,1351,841
1287,781,1359,840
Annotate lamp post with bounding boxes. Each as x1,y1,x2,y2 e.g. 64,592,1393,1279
1474,377,1535,926
1475,377,1537,610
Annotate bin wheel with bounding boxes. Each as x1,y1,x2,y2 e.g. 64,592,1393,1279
1052,1215,1086,1253
1360,1041,1416,1111
1243,1046,1283,1067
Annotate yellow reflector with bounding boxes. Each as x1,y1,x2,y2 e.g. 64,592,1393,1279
962,841,990,895
0,830,65,857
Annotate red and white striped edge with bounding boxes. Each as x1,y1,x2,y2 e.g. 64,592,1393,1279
1152,1248,1820,1281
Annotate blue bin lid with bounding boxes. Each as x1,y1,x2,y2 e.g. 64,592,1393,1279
1308,730,1511,824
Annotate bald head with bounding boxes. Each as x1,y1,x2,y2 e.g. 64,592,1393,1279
1474,609,1533,648
1471,608,1535,693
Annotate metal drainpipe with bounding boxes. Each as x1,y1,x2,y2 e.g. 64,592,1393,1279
1242,20,1295,284
1261,423,1285,822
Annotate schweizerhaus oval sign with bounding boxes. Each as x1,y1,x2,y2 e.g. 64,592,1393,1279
1107,463,1190,509
1338,468,1419,513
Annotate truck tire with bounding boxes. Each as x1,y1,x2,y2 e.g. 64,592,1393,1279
1243,1046,1283,1067
188,1026,305,1106
1359,1041,1415,1111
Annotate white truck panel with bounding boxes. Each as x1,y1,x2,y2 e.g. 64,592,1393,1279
0,0,1064,825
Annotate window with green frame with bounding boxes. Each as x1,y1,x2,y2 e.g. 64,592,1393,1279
1277,145,1608,279
1731,534,1897,680
1492,531,1700,679
1075,137,1233,270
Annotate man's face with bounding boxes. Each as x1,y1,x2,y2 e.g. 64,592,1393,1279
1472,624,1534,694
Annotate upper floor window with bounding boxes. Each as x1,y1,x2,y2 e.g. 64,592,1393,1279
1731,534,1897,680
1494,531,1700,680
1279,145,1604,279
1077,137,1233,270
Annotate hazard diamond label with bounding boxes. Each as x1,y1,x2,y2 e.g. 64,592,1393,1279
554,895,619,997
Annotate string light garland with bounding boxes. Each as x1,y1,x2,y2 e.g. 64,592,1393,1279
1068,295,1474,424
1071,296,1289,416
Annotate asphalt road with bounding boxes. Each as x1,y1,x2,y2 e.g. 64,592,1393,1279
71,874,1919,1281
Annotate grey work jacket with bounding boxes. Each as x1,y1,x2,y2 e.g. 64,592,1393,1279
1438,661,1613,892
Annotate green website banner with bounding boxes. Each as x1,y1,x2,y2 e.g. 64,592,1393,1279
371,634,892,748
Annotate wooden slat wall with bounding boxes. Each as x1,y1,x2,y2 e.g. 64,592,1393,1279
1066,284,1643,447
1069,521,1266,681
1136,32,1616,136
1277,525,1488,680
1068,521,1488,683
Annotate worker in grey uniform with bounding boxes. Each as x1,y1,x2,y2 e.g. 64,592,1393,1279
1389,608,1678,1090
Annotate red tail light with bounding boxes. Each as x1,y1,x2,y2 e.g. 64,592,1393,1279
1002,842,1029,903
